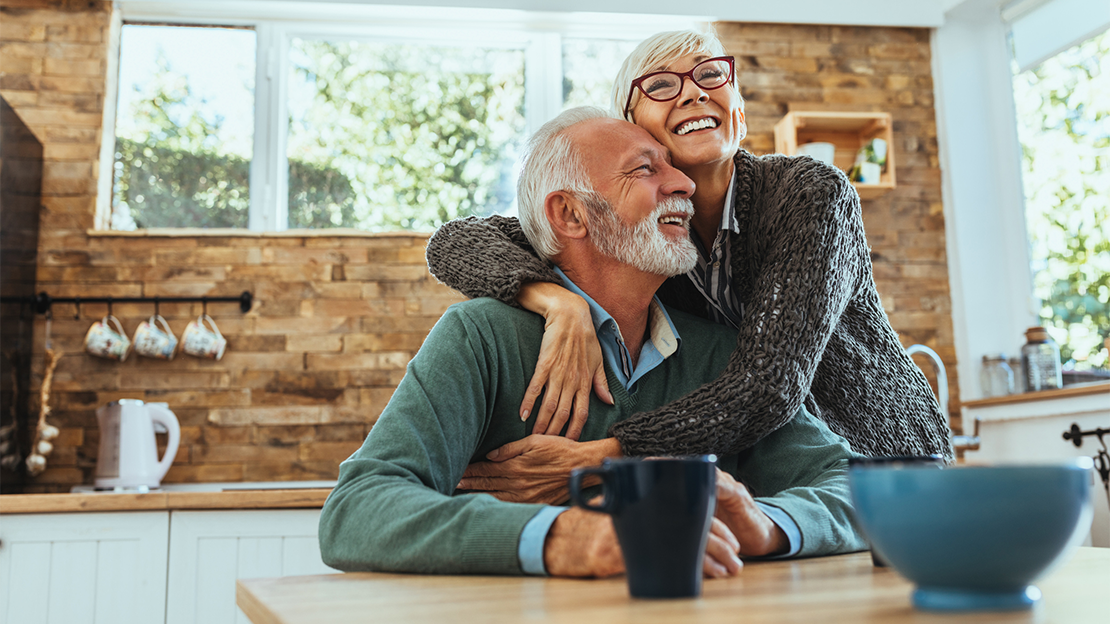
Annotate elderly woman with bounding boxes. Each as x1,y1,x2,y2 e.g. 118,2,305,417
426,29,951,495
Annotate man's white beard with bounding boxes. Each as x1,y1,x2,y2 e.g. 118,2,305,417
587,195,698,277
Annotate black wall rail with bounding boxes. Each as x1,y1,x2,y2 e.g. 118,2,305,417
1063,424,1110,448
1,291,253,315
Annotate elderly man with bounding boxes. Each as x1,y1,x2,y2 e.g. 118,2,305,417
318,107,865,578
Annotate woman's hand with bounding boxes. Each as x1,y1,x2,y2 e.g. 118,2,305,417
458,436,621,504
516,282,614,440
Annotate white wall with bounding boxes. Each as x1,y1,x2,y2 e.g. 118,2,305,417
1008,0,1110,71
121,0,948,27
932,0,1038,400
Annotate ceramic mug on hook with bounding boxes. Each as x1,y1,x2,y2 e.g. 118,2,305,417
85,315,131,361
182,314,226,360
132,314,178,360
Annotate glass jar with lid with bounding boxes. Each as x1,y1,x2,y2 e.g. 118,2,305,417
1020,326,1063,392
980,354,1014,398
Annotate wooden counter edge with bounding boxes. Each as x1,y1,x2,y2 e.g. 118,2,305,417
166,489,332,510
1,489,332,514
961,380,1110,408
237,580,285,624
0,492,170,513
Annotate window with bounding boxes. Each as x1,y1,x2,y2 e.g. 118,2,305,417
561,38,640,109
1011,27,1109,372
105,5,689,233
112,25,256,230
286,38,526,231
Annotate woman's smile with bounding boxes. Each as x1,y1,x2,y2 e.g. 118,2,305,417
674,116,720,136
631,52,745,171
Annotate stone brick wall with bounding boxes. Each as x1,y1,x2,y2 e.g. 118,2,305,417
0,1,957,493
0,0,465,492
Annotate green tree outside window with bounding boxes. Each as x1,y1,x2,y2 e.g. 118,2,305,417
1012,28,1109,370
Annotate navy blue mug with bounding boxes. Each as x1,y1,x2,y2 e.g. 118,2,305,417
568,456,717,598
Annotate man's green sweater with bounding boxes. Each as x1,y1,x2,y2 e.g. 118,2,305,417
319,298,865,575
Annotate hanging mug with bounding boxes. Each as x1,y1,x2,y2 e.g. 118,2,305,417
182,314,226,360
132,314,178,360
85,315,131,361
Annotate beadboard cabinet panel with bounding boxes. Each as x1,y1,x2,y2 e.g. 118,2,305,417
0,512,170,624
165,509,338,624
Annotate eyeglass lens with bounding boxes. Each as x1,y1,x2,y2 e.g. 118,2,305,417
640,58,732,102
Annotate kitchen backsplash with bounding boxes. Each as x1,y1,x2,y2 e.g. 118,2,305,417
1,1,956,493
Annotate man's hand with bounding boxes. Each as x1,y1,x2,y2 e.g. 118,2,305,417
459,436,621,504
545,509,743,579
714,469,789,557
544,507,624,577
705,517,744,577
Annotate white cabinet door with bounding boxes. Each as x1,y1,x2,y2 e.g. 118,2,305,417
0,511,170,624
964,396,1110,548
165,509,337,624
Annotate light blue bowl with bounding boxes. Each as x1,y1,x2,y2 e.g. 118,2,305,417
849,460,1093,611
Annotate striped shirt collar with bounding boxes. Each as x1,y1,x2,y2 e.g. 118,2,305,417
686,168,744,329
721,168,740,234
553,266,681,391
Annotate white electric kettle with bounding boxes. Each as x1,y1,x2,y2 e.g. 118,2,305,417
95,399,180,490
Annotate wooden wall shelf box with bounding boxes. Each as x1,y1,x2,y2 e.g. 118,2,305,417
773,111,896,199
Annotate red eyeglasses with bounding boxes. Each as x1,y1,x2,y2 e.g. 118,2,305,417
624,56,736,119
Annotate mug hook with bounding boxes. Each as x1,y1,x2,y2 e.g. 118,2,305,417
107,298,113,317
74,297,81,320
202,297,208,317
44,308,53,351
154,297,160,317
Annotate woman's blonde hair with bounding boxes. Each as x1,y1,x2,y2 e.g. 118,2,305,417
610,28,733,123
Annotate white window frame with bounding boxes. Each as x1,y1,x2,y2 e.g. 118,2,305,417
103,1,700,232
933,0,1108,400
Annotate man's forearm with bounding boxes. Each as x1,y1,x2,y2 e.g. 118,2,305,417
581,437,623,463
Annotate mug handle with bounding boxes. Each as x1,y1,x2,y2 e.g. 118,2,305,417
568,466,617,514
105,314,126,336
199,314,223,339
153,314,174,338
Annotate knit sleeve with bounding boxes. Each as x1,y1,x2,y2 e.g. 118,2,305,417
425,215,562,305
610,160,868,457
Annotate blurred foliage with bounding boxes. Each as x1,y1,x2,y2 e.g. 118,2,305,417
112,55,251,229
116,134,359,229
560,38,639,111
286,39,525,231
1013,29,1109,368
114,41,526,232
114,138,249,229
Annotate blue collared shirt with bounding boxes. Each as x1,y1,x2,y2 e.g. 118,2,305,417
553,267,681,391
517,266,800,575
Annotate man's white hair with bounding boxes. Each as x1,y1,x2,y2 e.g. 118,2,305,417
610,28,733,123
516,106,613,262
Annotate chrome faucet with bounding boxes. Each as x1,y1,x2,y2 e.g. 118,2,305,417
905,344,979,453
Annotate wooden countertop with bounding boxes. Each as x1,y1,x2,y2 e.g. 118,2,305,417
0,488,332,514
237,548,1110,624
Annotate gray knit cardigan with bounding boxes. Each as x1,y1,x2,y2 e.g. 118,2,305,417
425,149,954,461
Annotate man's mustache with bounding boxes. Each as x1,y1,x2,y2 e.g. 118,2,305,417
647,197,695,228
